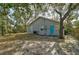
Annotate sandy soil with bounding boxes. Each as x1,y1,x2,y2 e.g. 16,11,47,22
0,33,79,55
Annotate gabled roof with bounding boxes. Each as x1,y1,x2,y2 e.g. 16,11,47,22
26,16,59,25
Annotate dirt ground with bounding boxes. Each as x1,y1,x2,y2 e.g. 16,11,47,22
0,33,79,55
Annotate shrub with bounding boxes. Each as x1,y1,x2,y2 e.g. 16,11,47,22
72,27,79,40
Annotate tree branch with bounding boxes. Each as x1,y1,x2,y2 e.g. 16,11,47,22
54,9,62,18
62,4,78,21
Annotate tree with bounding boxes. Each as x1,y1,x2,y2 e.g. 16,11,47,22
0,4,14,36
13,4,33,32
54,3,79,39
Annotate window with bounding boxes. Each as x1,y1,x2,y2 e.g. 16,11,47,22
40,26,44,31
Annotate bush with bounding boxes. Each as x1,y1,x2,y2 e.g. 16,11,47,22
72,27,79,40
16,24,26,33
64,27,72,35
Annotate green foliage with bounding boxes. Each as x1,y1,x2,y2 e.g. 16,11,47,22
65,26,72,35
15,24,26,33
74,20,79,28
72,27,79,40
71,20,79,40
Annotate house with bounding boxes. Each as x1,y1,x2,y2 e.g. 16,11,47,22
26,16,59,36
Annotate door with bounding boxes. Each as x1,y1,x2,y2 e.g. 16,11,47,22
50,24,55,35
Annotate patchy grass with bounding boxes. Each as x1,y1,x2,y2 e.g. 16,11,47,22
59,35,79,55
0,33,79,55
0,33,58,55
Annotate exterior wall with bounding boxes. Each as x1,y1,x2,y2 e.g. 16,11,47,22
27,25,33,33
27,17,59,36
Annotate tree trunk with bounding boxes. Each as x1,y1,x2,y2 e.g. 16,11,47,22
59,18,64,39
1,21,5,36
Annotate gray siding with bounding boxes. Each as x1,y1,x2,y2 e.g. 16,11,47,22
27,17,59,36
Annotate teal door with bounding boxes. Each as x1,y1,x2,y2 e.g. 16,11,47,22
50,24,55,35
